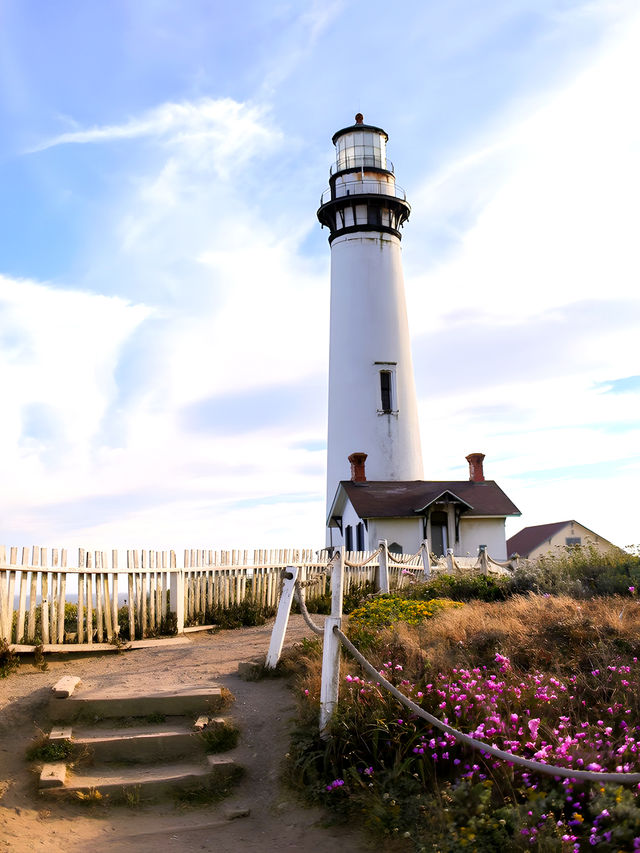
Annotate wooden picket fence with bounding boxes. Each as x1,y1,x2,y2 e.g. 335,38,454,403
0,545,420,649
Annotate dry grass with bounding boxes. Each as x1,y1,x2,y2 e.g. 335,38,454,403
282,595,640,723
357,594,640,679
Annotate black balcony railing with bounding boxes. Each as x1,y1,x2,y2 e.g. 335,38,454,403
320,179,407,206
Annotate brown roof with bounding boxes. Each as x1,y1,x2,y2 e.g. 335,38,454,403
506,521,573,557
337,480,520,520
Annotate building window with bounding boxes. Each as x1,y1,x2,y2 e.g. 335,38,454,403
380,371,392,413
345,525,353,551
566,537,581,547
356,522,365,551
389,542,403,555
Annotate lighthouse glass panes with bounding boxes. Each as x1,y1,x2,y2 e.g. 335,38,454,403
335,130,386,171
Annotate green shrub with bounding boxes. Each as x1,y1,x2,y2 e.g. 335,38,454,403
198,723,240,753
0,638,19,678
300,580,378,615
510,543,640,598
348,596,463,630
413,573,509,603
203,596,276,629
26,737,74,763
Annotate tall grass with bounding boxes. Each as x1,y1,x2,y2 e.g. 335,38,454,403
286,583,640,851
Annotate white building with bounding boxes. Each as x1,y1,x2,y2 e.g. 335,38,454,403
506,520,620,560
318,116,519,558
326,451,520,560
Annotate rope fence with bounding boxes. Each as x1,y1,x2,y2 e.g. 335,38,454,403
264,541,640,786
335,627,640,785
342,547,382,568
294,584,324,636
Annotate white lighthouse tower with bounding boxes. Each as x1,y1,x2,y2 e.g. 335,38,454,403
318,114,424,518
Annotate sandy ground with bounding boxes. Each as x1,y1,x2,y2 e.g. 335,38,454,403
0,616,372,852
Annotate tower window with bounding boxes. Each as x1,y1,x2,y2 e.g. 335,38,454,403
380,371,392,413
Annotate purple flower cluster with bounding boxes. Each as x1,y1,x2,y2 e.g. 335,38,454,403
320,651,640,848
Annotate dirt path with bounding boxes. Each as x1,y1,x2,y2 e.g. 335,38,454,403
0,617,371,852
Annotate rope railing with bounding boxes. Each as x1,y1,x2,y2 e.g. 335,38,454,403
335,626,640,785
343,547,382,569
487,554,516,570
294,583,324,636
387,546,423,565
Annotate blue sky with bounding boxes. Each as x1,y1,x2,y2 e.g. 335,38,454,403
0,0,638,553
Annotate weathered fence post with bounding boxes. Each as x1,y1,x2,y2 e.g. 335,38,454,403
320,548,344,738
169,550,184,634
376,540,390,594
0,546,7,642
421,539,431,580
265,565,299,669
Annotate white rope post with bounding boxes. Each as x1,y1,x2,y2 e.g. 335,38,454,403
320,548,344,738
265,565,299,669
479,545,489,575
376,539,390,594
446,548,455,573
421,539,431,580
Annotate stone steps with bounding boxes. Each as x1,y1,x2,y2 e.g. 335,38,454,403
37,677,242,803
48,684,232,722
59,720,218,763
41,754,242,802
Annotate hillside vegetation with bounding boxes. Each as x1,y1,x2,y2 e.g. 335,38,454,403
285,546,640,852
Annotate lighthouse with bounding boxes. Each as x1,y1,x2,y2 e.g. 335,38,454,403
318,114,424,522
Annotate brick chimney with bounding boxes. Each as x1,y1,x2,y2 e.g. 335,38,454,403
348,452,368,482
466,452,485,482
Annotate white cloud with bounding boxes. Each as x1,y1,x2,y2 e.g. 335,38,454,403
407,7,640,328
2,95,330,549
403,10,640,547
0,274,150,502
29,98,280,166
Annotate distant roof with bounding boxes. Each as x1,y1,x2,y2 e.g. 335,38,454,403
331,480,520,523
506,521,575,557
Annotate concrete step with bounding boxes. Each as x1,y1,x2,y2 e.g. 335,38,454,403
40,754,243,802
49,684,233,722
62,716,239,763
69,721,207,763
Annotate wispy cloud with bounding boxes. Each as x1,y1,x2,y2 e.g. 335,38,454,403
29,97,279,158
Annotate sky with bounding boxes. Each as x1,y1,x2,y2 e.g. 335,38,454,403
0,0,638,555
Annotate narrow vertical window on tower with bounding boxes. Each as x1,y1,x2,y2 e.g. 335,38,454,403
379,370,393,413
